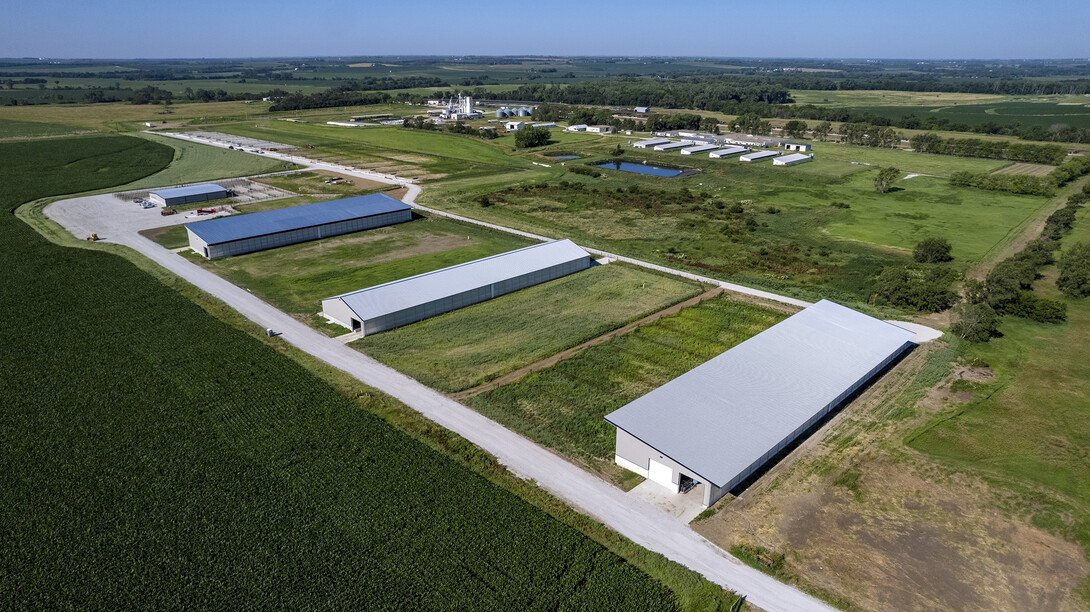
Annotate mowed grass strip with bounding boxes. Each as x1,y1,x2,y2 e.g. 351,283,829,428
196,215,535,324
1,136,679,610
358,263,703,392
466,296,787,465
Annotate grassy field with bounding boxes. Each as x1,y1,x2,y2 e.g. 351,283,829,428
194,214,536,329
140,224,190,249
212,121,535,181
117,133,286,190
358,263,703,392
0,135,694,610
908,208,1090,569
822,173,1051,262
467,296,787,473
420,137,1045,305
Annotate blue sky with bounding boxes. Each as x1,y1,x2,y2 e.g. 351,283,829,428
2,0,1087,59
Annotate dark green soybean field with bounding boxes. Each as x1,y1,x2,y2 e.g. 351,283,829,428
0,136,677,610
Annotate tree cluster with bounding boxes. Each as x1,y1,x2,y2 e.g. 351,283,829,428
514,126,552,148
909,133,1066,164
839,123,901,148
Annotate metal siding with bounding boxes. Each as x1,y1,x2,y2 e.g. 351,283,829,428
198,208,411,258
186,193,410,245
332,240,591,322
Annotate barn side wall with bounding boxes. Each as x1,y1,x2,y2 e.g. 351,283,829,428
357,255,593,336
204,209,411,258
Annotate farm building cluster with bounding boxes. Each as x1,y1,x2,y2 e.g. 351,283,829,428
632,133,813,165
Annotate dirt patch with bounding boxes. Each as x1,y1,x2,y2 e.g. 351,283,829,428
994,163,1056,177
953,365,994,383
694,343,1090,611
348,62,374,68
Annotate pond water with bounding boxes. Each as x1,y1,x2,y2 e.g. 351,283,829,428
594,161,683,177
551,155,580,159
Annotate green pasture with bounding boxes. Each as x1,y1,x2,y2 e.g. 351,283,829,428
116,133,286,190
194,215,535,328
466,296,786,467
213,122,535,180
358,263,703,392
823,174,1050,262
0,134,693,611
420,137,1045,303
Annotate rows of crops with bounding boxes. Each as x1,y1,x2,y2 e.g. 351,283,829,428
0,136,678,609
468,296,787,462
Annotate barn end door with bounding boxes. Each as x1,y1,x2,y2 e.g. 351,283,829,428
648,459,676,492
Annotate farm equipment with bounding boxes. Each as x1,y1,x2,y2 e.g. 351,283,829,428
86,233,100,241
196,208,216,215
160,209,177,216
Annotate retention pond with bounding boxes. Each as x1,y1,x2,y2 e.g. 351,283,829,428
594,161,683,177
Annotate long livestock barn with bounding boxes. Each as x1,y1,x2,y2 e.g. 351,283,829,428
739,150,781,162
773,153,815,166
632,138,671,149
149,183,229,207
604,300,915,507
185,193,411,259
322,239,592,335
709,146,750,159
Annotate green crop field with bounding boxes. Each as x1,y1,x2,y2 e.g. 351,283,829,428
358,263,703,392
0,135,689,610
420,137,1045,305
843,101,1090,130
0,117,93,139
466,296,786,471
194,214,536,329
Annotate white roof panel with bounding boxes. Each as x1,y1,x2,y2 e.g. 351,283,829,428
331,239,591,321
604,300,915,488
739,150,781,161
774,153,813,164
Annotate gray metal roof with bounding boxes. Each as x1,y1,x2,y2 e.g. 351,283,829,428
709,147,749,158
739,150,781,161
604,300,915,488
185,193,409,245
775,153,813,164
150,183,227,199
330,239,591,321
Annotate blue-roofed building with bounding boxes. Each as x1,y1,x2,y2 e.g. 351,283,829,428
185,193,412,259
321,239,592,335
604,300,916,507
149,183,229,207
